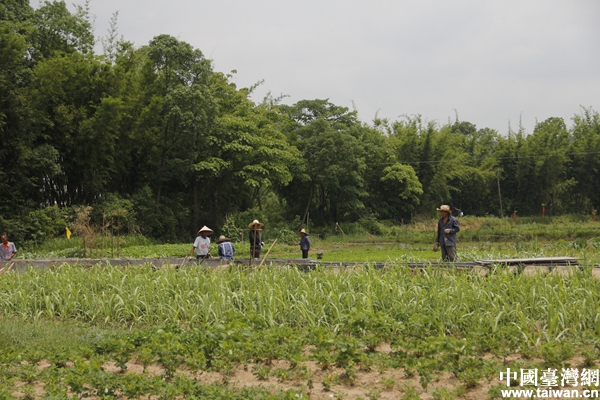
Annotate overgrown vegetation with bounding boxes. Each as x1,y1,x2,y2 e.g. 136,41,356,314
2,1,599,398
1,264,600,398
3,217,600,397
1,1,600,245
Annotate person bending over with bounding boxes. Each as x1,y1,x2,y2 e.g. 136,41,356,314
0,235,17,261
217,235,235,261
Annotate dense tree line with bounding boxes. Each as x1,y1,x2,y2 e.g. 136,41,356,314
1,1,599,242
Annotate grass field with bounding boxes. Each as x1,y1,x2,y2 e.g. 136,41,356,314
2,216,600,399
16,215,600,263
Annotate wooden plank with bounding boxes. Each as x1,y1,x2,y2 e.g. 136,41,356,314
478,257,581,265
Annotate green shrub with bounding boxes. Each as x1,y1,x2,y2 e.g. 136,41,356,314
269,227,299,245
0,205,67,245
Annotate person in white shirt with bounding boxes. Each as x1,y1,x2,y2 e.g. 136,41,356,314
190,226,213,260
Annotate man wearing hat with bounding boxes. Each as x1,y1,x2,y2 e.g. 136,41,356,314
190,226,213,260
434,205,460,262
248,219,264,259
217,235,235,261
298,229,311,259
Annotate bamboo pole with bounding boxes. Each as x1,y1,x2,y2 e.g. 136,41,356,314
258,238,278,268
198,247,212,266
0,262,14,274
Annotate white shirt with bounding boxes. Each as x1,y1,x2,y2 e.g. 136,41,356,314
193,236,211,255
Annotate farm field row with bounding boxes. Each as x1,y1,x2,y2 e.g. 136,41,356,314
16,236,600,264
1,264,600,398
11,217,599,262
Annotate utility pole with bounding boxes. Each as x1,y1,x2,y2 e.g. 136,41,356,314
497,173,504,218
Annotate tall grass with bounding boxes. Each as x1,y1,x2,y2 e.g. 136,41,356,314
1,264,599,349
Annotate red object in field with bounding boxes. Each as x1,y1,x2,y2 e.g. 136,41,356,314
512,211,517,223
594,210,597,222
542,204,546,219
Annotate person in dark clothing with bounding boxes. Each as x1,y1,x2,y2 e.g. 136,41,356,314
248,219,263,259
434,205,460,262
298,229,311,259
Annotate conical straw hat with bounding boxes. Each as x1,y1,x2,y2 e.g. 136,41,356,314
197,226,214,234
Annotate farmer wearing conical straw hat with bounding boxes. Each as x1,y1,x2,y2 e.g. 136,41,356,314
248,219,264,259
298,229,311,259
434,205,460,262
190,226,213,260
216,235,235,261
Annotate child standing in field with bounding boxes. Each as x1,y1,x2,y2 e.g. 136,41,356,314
298,229,311,259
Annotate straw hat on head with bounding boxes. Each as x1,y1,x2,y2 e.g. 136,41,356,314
436,205,451,213
216,235,230,244
298,229,308,236
197,226,214,235
248,219,264,229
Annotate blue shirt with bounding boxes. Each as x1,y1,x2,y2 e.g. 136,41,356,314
0,241,17,261
218,241,235,260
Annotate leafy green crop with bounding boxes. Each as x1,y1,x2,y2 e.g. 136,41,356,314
1,262,600,398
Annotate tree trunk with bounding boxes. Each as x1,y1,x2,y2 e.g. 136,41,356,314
297,182,314,231
256,186,263,211
193,179,199,233
156,183,162,204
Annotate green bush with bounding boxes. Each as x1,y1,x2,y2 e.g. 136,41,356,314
357,215,383,235
220,214,243,243
0,206,67,245
269,227,299,245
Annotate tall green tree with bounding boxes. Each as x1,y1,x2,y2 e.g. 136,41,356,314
30,0,94,60
0,0,48,214
376,163,423,220
191,73,299,229
445,122,499,216
568,108,600,210
517,117,571,214
278,100,369,225
29,52,116,206
355,122,423,221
